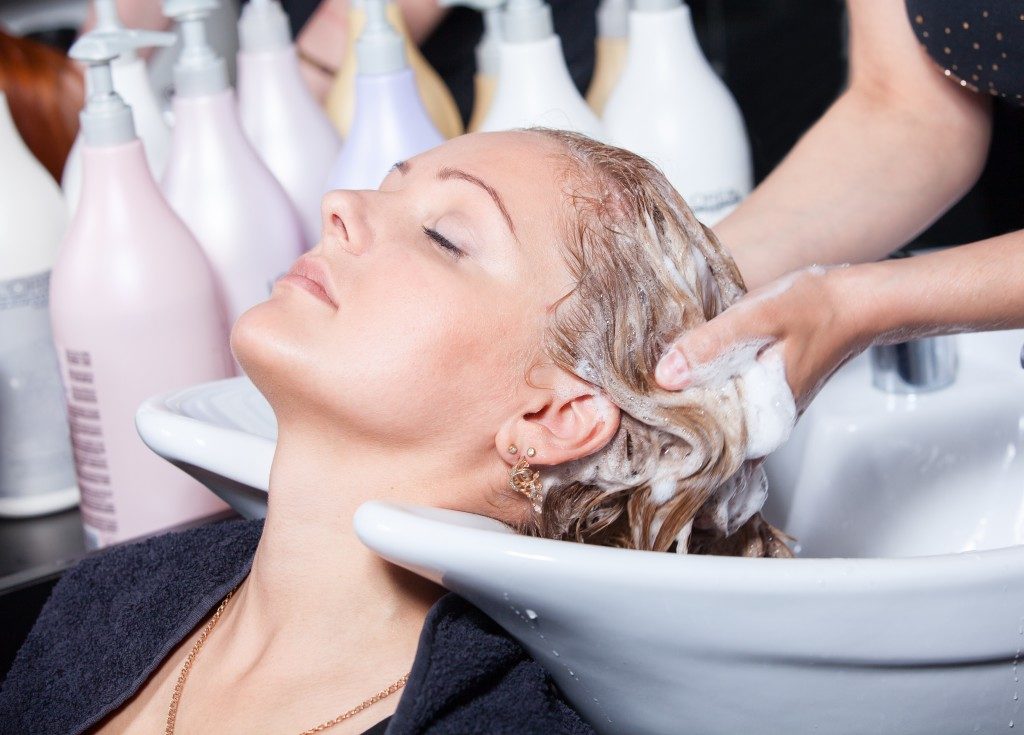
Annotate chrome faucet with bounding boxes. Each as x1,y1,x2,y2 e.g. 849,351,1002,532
870,336,958,394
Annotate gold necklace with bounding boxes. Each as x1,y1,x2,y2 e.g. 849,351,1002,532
165,585,410,735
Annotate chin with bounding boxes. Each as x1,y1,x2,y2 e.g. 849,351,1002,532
230,295,316,408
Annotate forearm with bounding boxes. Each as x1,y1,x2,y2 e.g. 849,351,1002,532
841,230,1024,345
719,85,990,288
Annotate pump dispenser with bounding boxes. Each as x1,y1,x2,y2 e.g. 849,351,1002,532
439,0,502,132
477,0,602,137
162,0,304,326
62,0,174,215
585,0,628,115
324,0,443,191
0,92,78,518
325,0,462,140
237,0,340,246
50,28,234,547
603,0,751,224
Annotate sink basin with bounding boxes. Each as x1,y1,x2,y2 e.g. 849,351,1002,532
136,328,1024,734
763,328,1024,557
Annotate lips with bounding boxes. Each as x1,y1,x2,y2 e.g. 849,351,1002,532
281,255,339,309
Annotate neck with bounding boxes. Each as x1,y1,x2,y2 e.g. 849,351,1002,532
236,424,445,643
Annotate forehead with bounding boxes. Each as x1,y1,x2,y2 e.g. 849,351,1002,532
412,131,569,232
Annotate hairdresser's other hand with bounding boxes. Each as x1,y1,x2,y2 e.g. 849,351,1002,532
655,265,871,411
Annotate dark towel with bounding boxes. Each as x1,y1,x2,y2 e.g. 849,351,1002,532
0,518,595,735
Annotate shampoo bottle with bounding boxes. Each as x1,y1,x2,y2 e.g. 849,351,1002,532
603,0,751,224
237,0,340,246
0,91,78,518
62,0,173,215
478,0,603,138
325,0,463,140
51,28,234,548
585,0,628,115
324,0,443,191
162,0,305,326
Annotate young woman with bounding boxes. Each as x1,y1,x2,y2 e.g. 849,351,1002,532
0,130,789,735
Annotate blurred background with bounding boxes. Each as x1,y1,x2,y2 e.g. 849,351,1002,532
3,0,1022,245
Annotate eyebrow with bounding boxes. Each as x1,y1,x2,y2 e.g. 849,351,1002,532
391,160,519,240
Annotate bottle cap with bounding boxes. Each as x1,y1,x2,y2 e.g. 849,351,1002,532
502,0,552,44
635,0,682,12
70,28,176,146
238,0,291,53
357,0,406,75
596,0,628,38
163,0,229,96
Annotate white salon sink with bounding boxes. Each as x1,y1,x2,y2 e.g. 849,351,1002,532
136,328,1024,734
763,328,1024,558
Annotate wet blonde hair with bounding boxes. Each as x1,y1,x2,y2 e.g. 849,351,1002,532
525,129,792,558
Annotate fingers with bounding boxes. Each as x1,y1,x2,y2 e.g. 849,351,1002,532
655,308,755,390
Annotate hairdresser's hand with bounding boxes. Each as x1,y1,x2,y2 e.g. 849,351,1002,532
655,265,872,411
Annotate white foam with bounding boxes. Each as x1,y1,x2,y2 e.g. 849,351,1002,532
738,349,796,459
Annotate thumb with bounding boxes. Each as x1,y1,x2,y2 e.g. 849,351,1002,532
655,313,745,391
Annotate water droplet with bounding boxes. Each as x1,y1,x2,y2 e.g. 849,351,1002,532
1009,720,1014,728
526,609,538,620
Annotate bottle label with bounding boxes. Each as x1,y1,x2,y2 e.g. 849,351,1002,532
688,188,744,220
62,348,117,545
0,271,77,502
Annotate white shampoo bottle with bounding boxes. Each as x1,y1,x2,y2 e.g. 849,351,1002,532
51,28,234,548
479,0,603,138
603,0,751,224
0,91,78,518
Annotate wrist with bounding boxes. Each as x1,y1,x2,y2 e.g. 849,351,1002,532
825,261,892,351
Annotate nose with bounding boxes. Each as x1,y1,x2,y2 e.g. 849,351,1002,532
320,189,372,256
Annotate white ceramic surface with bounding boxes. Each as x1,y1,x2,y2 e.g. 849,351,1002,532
136,328,1024,734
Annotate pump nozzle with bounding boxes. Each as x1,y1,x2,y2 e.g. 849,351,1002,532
238,0,291,53
438,0,503,75
596,0,629,38
70,28,175,146
357,0,406,75
163,0,229,96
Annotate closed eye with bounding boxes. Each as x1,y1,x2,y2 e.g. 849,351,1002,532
422,226,465,260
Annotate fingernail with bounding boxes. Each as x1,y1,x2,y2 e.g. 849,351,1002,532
656,348,689,388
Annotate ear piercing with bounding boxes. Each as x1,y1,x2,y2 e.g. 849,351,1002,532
507,445,542,512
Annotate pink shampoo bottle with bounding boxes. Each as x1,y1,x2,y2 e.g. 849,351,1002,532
162,0,305,329
237,0,340,247
50,28,235,548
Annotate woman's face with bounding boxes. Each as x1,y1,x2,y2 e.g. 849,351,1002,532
232,132,582,483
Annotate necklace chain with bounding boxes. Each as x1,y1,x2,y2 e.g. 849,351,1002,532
165,584,409,734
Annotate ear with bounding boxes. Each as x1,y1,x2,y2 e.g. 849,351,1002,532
497,365,621,466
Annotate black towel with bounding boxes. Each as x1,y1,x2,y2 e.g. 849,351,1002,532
0,518,595,735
